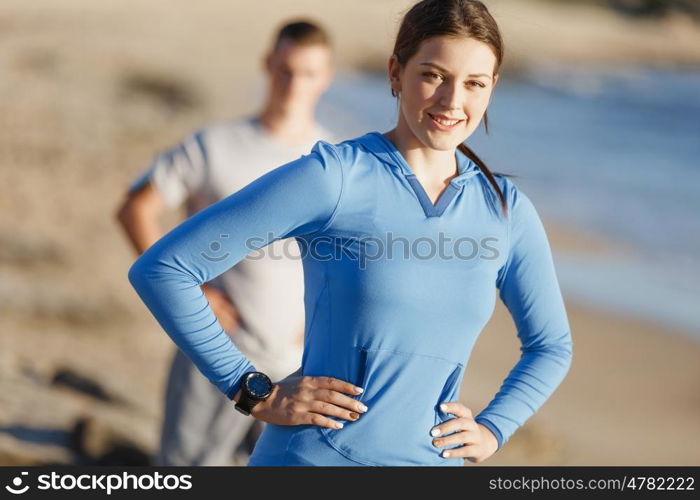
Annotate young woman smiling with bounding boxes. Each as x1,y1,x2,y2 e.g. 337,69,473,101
128,0,573,466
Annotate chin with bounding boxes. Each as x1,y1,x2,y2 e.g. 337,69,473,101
421,130,468,151
408,117,468,151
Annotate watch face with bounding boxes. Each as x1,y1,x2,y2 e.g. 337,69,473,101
245,372,272,399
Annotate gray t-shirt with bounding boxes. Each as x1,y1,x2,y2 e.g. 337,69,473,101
129,115,337,380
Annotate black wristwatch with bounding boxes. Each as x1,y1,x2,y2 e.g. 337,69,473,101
234,371,274,416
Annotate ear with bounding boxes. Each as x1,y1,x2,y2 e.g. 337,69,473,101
485,73,499,108
387,54,402,94
263,52,273,73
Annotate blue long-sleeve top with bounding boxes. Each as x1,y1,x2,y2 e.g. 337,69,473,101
128,131,573,466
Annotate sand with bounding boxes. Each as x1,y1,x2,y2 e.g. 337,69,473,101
0,0,698,465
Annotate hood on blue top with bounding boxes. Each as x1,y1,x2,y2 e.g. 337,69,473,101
349,131,506,219
352,131,484,187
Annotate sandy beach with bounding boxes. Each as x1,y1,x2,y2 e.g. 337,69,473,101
0,0,698,465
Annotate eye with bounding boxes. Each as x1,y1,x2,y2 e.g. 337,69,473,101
423,71,444,82
466,80,486,89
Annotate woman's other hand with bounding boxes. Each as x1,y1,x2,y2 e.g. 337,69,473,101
250,371,367,429
430,401,499,463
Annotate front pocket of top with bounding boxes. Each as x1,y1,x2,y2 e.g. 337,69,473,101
320,346,463,466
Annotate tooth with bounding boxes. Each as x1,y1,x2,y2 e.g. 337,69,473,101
430,114,460,126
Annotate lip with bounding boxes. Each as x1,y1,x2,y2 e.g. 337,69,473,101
427,112,465,131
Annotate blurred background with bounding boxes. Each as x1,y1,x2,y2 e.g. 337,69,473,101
0,0,698,466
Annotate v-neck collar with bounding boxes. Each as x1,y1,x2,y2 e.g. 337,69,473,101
357,131,484,217
360,131,483,185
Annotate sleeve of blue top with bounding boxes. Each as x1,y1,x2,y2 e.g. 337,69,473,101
127,141,344,400
473,182,574,451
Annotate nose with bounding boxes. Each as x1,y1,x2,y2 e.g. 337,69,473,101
286,73,304,94
438,81,465,111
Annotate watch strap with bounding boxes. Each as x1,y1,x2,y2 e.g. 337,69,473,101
234,389,256,415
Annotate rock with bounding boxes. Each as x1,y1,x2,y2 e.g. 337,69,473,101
51,368,118,404
71,416,151,465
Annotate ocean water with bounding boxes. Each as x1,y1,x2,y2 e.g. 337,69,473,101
301,66,700,339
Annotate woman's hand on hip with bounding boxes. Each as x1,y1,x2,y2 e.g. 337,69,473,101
430,401,499,463
250,371,367,429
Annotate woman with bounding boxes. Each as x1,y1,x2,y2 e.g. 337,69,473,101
129,0,573,466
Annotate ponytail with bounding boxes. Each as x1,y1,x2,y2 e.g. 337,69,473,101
457,143,509,219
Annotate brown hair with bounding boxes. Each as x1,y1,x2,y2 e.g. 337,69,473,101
272,19,332,51
391,0,509,218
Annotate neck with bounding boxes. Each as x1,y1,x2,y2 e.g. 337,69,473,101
385,118,458,183
257,99,317,145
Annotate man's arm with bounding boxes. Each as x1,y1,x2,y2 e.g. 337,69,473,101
116,128,209,254
115,181,166,255
116,180,240,332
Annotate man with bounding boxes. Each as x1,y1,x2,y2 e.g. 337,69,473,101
116,20,336,466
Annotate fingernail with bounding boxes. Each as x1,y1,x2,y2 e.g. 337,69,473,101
431,428,441,437
335,421,344,429
355,386,364,394
442,450,451,458
440,404,448,412
358,403,368,412
349,412,359,420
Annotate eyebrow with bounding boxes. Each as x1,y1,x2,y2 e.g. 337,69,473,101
418,61,492,80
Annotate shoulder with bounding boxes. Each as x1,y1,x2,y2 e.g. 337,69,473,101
488,174,546,247
290,138,373,209
489,173,536,220
306,136,365,170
